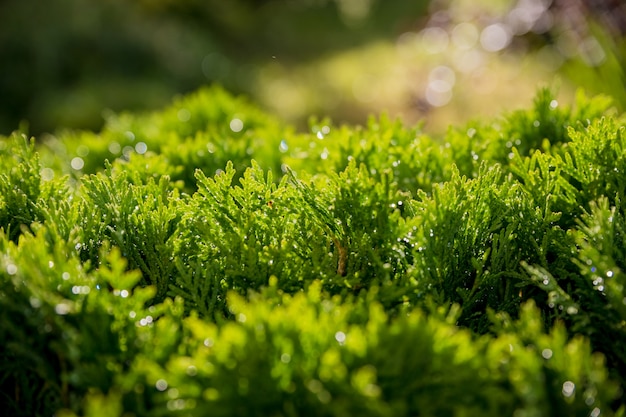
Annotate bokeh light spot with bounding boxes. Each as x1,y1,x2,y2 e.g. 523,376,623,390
71,157,85,170
230,118,244,132
480,23,511,52
451,22,479,50
420,27,449,54
135,142,148,154
562,381,575,398
40,167,54,181
6,263,17,275
156,379,168,391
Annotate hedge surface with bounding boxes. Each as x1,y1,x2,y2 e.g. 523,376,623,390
1,86,626,416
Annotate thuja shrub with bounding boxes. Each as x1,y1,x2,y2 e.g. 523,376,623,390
0,136,68,243
76,162,182,301
1,86,626,416
41,86,287,192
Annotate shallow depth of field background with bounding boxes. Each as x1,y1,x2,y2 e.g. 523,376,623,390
0,0,624,136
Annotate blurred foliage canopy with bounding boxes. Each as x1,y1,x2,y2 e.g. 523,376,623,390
0,0,624,135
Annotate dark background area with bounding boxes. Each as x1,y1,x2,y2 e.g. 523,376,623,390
0,0,624,136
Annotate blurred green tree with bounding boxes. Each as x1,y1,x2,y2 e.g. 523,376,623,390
0,0,426,135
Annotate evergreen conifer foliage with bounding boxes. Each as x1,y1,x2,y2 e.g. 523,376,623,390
1,86,626,416
77,163,181,301
0,134,54,243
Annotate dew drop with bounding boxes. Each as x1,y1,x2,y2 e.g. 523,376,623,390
71,157,85,170
135,142,148,154
156,379,168,391
230,118,244,132
55,302,71,315
335,331,346,344
40,168,54,181
541,349,553,359
562,381,575,397
109,142,121,154
122,146,134,159
29,297,42,308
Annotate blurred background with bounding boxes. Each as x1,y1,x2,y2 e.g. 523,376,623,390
0,0,624,136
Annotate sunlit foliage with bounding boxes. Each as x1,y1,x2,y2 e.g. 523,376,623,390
1,86,626,416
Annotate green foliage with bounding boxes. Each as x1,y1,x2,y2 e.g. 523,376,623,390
43,86,286,193
172,158,414,318
410,164,558,332
2,86,626,416
0,231,154,416
77,162,182,301
0,133,69,243
441,88,614,179
0,134,44,242
285,116,453,194
570,196,626,388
